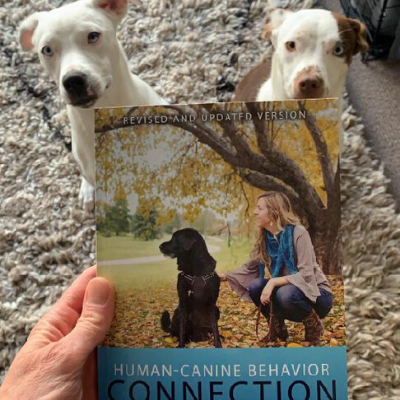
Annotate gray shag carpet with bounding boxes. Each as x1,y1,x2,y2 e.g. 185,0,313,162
0,0,399,398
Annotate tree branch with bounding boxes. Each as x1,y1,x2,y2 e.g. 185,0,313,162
200,104,323,210
245,102,271,157
238,169,308,220
201,103,257,159
299,102,336,203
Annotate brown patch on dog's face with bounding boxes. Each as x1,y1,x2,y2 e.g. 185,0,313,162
332,13,369,64
262,9,293,43
262,21,273,40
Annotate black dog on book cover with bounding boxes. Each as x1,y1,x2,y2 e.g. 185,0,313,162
159,228,222,348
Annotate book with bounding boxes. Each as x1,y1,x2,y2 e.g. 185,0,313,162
95,99,346,400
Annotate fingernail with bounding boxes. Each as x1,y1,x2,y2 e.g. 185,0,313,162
86,278,110,306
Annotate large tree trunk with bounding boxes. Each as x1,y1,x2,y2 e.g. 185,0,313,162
310,167,342,275
313,209,342,275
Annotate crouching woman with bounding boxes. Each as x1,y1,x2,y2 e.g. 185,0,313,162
220,192,333,344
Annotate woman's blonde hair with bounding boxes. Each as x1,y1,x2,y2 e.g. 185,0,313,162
251,192,300,274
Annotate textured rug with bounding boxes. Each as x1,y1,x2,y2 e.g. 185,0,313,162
0,0,399,398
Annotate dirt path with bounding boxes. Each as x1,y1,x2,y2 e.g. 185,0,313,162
98,244,221,266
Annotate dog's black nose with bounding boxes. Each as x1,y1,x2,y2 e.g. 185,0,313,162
62,72,88,97
299,77,322,91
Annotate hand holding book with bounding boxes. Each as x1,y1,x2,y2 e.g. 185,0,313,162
0,266,114,400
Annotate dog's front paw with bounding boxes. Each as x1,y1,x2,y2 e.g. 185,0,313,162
79,177,95,212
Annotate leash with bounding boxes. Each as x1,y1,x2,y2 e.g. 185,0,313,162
256,305,261,340
255,301,273,340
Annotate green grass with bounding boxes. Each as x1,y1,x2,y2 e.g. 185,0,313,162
209,235,252,271
99,259,178,289
97,234,166,260
97,234,252,290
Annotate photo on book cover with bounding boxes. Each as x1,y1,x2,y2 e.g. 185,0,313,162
95,99,346,400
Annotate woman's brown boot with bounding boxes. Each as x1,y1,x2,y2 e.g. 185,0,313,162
262,304,289,342
303,309,323,344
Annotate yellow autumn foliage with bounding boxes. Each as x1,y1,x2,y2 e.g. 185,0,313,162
94,100,339,227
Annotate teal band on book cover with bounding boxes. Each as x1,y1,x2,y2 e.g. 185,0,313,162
98,347,348,400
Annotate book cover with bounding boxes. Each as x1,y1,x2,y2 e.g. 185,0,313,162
95,99,345,400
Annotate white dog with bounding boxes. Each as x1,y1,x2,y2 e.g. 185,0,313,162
19,0,166,211
234,9,368,102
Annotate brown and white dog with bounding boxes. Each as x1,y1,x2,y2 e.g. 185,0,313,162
234,9,368,102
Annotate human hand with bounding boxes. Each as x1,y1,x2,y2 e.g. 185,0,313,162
217,271,227,281
260,279,275,305
0,266,114,400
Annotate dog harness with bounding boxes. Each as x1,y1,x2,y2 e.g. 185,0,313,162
181,272,216,297
181,272,216,284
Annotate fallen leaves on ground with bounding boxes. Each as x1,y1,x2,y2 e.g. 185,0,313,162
103,275,346,348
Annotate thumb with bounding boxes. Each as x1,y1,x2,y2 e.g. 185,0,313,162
65,277,114,364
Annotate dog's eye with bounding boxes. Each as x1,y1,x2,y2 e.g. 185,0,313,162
285,41,296,51
333,44,344,56
88,32,101,44
41,46,53,57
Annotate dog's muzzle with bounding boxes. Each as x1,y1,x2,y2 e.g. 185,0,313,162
159,243,175,258
293,68,325,99
62,71,98,108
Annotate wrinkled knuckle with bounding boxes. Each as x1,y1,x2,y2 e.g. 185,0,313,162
79,310,104,331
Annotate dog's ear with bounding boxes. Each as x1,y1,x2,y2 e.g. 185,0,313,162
262,9,292,44
19,13,44,51
348,18,369,54
183,237,196,251
92,0,141,18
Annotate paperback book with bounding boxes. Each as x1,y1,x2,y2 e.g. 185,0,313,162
95,99,346,400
